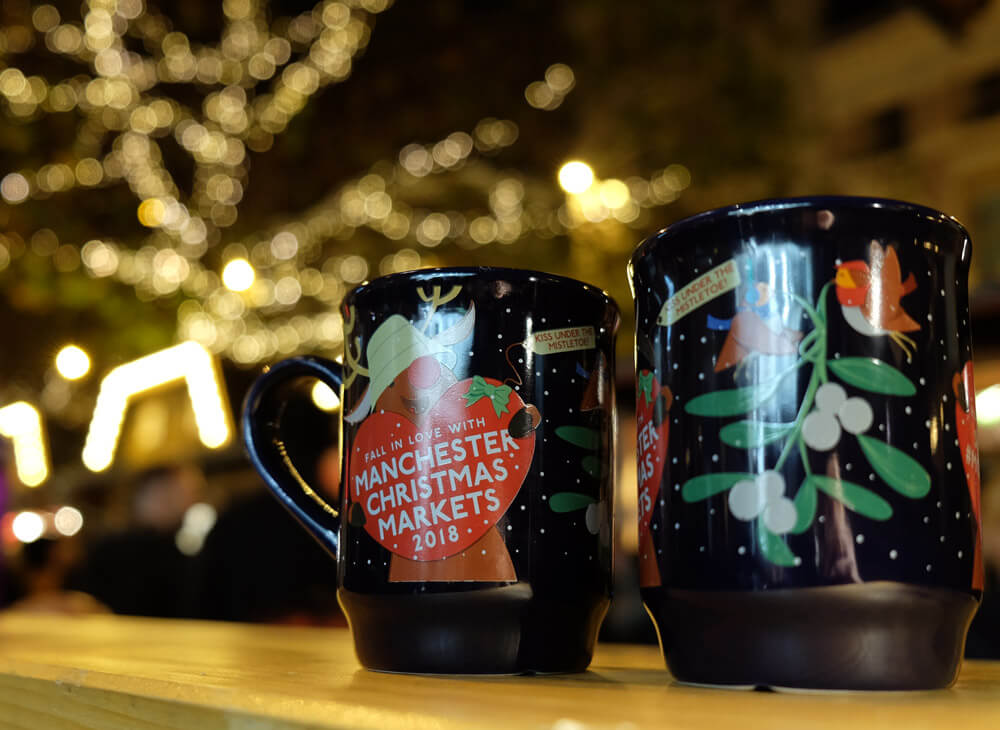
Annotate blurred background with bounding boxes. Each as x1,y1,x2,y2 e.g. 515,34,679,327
2,0,1000,653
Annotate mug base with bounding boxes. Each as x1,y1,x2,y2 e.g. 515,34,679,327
642,581,979,690
338,583,609,674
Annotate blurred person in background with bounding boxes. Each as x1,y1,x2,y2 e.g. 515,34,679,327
5,537,106,615
194,448,343,625
69,464,204,618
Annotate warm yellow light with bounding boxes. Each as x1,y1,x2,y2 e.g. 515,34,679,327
54,506,84,537
222,258,255,292
1,173,30,203
82,342,232,472
55,344,91,380
0,401,49,487
12,511,45,543
599,179,630,209
311,381,340,412
558,161,594,194
137,197,166,227
976,385,1000,426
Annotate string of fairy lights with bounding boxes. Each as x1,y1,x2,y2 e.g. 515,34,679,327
0,0,691,371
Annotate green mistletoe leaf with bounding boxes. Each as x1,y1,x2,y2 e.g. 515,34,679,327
549,492,597,513
719,420,794,449
857,434,931,499
827,357,916,396
756,519,799,567
581,454,603,478
808,475,893,520
681,472,753,503
555,425,600,450
684,374,787,418
463,376,513,418
790,479,817,534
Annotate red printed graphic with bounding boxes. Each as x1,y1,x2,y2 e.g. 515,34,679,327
348,377,534,561
954,362,983,590
636,369,670,587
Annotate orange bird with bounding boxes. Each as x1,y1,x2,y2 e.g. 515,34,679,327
835,241,919,359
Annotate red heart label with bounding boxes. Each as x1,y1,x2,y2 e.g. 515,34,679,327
347,377,534,561
636,370,669,587
955,361,982,590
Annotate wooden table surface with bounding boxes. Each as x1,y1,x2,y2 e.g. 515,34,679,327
0,612,998,730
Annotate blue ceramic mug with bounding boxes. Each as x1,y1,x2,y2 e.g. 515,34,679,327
630,197,982,689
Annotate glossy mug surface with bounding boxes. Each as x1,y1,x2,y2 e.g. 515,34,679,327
244,267,619,674
629,197,982,689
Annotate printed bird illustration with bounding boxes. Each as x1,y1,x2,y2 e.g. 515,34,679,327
708,281,804,375
835,241,919,360
711,308,803,374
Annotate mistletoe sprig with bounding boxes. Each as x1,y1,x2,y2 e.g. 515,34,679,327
680,281,931,567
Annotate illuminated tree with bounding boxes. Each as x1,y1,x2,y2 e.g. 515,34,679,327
0,0,802,424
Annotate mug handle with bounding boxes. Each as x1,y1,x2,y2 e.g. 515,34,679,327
242,356,343,558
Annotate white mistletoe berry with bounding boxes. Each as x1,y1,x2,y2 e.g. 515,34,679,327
763,496,798,534
585,501,603,535
728,479,766,521
838,397,874,435
802,410,841,451
815,382,847,414
755,471,785,501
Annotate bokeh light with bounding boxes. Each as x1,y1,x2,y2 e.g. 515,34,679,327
311,381,340,412
558,161,594,194
54,506,84,537
222,258,255,291
55,345,91,380
12,511,45,543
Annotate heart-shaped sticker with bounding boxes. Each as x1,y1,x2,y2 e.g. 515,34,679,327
955,361,982,590
636,370,670,587
347,377,535,561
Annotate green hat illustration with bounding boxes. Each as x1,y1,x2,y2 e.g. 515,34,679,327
344,306,474,423
368,314,451,397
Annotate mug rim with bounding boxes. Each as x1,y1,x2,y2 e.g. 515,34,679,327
630,195,971,268
346,265,620,316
